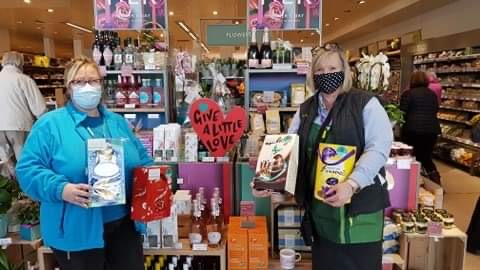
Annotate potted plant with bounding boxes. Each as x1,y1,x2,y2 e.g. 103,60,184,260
0,176,18,238
385,104,405,127
16,200,40,241
0,248,36,270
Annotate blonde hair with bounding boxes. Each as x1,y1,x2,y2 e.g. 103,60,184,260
2,51,24,68
64,57,101,98
308,47,353,94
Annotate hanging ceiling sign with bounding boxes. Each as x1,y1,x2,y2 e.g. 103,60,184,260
189,98,247,158
207,24,248,46
94,0,166,30
248,0,321,30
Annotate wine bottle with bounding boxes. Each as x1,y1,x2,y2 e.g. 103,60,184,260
248,27,260,69
113,41,123,70
260,27,273,69
115,75,127,108
189,199,206,245
124,38,134,67
207,198,222,247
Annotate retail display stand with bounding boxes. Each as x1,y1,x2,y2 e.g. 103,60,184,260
2,233,43,268
399,228,466,270
38,239,226,270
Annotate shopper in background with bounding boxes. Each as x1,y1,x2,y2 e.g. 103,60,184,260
253,44,393,270
400,71,441,184
427,71,443,103
0,51,46,166
16,57,151,270
467,196,480,255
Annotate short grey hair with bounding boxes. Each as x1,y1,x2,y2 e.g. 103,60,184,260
2,51,25,68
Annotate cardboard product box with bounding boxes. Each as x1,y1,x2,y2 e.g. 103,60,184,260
137,131,153,157
228,226,249,270
164,123,181,162
277,206,303,228
248,221,269,270
177,214,192,239
290,83,306,107
174,190,192,215
153,125,165,161
277,228,311,252
143,220,162,249
253,135,299,193
314,143,356,201
131,166,173,222
161,204,178,248
184,132,198,162
87,138,126,207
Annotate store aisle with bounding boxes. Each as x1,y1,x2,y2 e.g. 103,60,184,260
437,161,480,270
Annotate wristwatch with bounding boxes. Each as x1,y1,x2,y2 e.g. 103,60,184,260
346,179,360,194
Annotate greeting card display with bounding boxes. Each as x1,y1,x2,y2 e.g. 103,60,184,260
314,143,356,201
87,139,126,207
131,165,173,222
94,0,166,30
253,135,299,193
189,98,247,157
248,0,321,30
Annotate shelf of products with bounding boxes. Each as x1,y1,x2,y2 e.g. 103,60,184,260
415,46,480,175
93,31,170,123
24,64,66,108
440,134,480,149
110,108,166,113
248,107,298,112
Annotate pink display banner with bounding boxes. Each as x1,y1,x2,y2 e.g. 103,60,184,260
94,0,166,30
248,0,321,30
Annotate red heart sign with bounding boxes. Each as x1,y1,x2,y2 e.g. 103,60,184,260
189,98,247,157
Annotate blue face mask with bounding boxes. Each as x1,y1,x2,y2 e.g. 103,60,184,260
71,83,102,110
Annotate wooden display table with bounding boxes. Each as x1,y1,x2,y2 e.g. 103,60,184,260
399,227,467,270
38,239,226,270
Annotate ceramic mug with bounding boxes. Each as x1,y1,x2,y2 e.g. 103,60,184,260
280,248,302,269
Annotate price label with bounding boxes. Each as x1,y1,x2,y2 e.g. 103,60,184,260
124,104,136,109
192,243,208,251
240,201,256,217
148,114,160,119
177,178,184,185
427,222,443,237
201,157,215,163
397,158,412,169
216,156,230,162
121,65,134,77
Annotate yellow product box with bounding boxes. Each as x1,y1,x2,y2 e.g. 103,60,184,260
314,143,357,201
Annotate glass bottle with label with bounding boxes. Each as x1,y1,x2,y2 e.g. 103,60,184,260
124,38,134,67
260,27,272,69
213,188,224,223
207,198,222,247
113,41,123,70
134,39,144,70
248,27,260,69
115,75,127,108
189,199,206,245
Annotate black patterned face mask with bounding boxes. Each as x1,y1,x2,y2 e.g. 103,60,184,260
313,71,345,94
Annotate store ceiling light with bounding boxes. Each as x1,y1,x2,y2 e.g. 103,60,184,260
334,17,339,21
47,9,54,13
358,0,366,4
188,32,198,41
325,23,330,27
169,11,174,16
24,0,31,4
177,21,190,33
235,21,240,25
64,22,93,33
17,21,23,24
300,39,304,43
213,11,218,15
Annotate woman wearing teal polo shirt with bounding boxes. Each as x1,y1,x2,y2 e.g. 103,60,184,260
16,57,151,270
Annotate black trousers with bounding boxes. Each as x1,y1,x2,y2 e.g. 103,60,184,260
467,196,480,253
312,236,383,270
402,131,439,174
52,218,143,270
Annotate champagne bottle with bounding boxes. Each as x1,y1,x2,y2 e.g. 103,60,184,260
260,27,273,69
189,199,206,245
248,27,260,69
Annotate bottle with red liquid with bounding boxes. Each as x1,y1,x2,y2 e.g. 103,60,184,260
128,75,140,107
115,75,127,107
